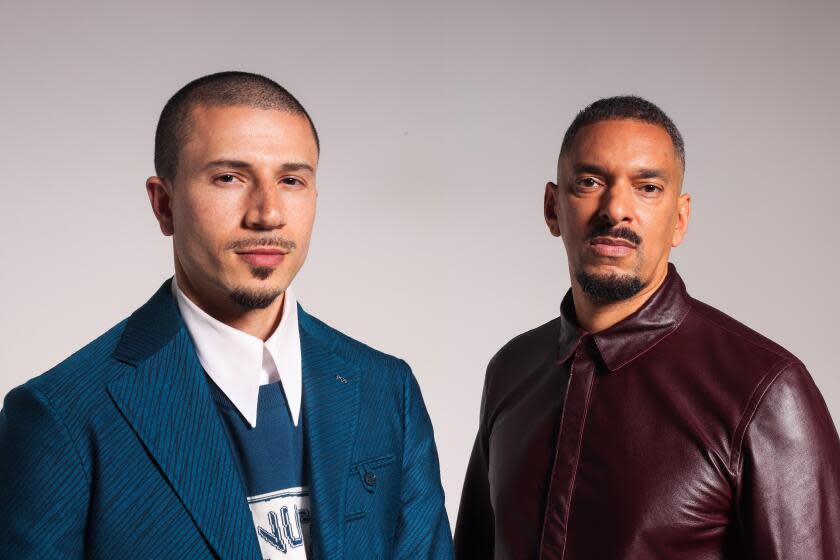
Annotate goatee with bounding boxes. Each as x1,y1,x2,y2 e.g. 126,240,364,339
229,288,282,310
575,270,643,303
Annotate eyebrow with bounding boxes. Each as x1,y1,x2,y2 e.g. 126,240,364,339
203,159,315,175
571,164,668,181
572,163,609,177
635,168,668,180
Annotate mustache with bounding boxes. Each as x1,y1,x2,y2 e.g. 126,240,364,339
586,224,642,246
225,236,297,252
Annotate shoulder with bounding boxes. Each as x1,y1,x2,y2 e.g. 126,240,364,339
17,318,131,406
2,318,132,480
673,296,811,436
683,296,799,367
487,317,560,373
482,316,563,396
297,307,427,435
298,306,410,380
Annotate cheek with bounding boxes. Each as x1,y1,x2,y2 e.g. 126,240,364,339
560,203,594,240
639,213,677,260
286,196,317,238
174,190,242,250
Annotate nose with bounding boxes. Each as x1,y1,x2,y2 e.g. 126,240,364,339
243,179,286,231
597,181,634,226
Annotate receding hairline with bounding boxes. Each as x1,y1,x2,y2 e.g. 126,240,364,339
557,95,686,177
557,117,685,175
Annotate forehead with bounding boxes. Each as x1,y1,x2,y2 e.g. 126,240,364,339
182,104,318,165
563,119,679,174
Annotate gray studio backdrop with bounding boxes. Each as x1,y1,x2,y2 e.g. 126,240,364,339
2,0,838,526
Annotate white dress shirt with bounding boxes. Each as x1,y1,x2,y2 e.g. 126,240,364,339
171,278,303,428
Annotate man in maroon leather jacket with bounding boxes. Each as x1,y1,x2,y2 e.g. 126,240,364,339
454,96,840,559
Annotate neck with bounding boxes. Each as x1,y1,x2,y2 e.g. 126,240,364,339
174,268,284,341
570,263,669,333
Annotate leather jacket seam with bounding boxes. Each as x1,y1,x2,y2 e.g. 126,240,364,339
728,358,801,474
538,365,576,555
692,306,791,362
559,358,598,559
538,346,592,557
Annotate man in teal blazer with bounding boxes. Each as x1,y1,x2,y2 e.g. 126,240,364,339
0,72,452,559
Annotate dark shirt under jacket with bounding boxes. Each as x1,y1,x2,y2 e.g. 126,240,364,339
454,264,840,559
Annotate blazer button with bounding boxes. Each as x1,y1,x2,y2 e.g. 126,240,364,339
364,472,377,486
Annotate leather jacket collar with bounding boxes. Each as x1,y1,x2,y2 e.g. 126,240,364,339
558,263,693,371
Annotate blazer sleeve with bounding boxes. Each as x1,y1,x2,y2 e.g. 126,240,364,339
736,361,840,559
453,377,493,559
393,361,454,559
0,384,89,558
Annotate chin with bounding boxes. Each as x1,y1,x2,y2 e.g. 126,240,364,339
228,284,285,310
575,268,644,303
580,261,636,279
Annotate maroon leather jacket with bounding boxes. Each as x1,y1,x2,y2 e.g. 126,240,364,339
454,265,840,559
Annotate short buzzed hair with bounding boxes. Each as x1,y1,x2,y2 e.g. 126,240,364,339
560,95,685,169
154,71,319,180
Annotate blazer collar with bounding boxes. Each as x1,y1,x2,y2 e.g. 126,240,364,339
111,279,183,365
108,279,261,560
558,263,692,371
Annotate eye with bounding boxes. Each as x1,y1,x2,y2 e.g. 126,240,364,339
574,177,602,191
214,174,241,185
639,183,663,196
281,176,305,187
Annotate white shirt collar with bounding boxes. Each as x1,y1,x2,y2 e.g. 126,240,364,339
171,277,302,428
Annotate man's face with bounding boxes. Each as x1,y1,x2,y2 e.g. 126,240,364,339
545,119,690,302
149,104,319,311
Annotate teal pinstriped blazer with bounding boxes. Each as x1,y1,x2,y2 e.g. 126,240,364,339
0,279,453,559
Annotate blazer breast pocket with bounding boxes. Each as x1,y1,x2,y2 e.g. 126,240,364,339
345,454,397,521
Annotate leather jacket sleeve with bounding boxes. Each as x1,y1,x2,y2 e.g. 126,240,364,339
736,361,840,558
454,381,494,559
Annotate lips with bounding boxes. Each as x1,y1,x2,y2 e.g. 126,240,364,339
236,249,287,267
589,236,637,257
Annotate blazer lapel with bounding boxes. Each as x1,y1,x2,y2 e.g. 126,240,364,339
300,310,361,560
107,280,260,560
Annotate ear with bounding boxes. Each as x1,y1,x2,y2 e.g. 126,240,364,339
544,182,562,237
146,176,175,236
671,192,691,247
